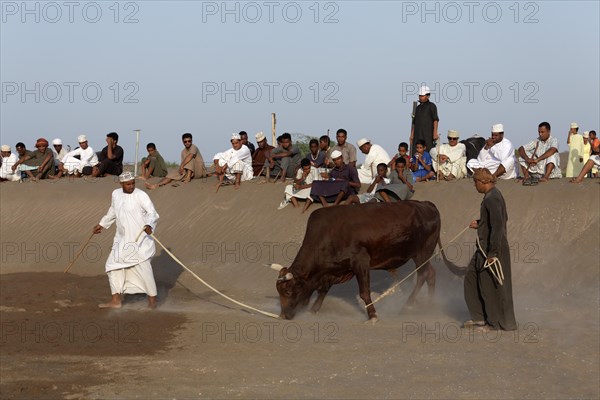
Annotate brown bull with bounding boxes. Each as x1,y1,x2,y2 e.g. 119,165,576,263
271,200,464,321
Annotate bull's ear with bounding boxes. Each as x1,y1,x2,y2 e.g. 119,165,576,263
277,272,294,282
269,263,285,272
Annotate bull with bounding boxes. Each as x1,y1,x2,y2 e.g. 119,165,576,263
271,200,465,321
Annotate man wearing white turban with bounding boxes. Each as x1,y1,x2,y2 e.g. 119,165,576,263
93,171,159,309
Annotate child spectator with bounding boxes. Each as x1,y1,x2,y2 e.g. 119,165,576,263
410,139,434,182
346,163,389,204
376,157,414,202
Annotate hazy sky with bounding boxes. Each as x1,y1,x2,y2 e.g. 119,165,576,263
1,0,599,163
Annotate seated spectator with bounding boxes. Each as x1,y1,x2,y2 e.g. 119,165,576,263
570,155,600,183
429,130,467,181
467,124,517,179
305,139,326,168
517,121,561,185
389,142,412,170
329,129,357,168
410,140,435,182
306,150,360,211
23,138,55,180
51,138,68,171
11,142,37,178
145,133,206,189
460,135,486,177
356,138,391,184
252,131,274,176
92,132,124,177
375,158,414,202
266,132,301,183
590,130,599,177
54,135,98,178
279,158,321,212
0,145,20,182
139,143,168,180
346,163,390,204
239,131,255,156
213,133,253,191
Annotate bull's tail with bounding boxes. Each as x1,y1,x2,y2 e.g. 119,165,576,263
438,238,467,276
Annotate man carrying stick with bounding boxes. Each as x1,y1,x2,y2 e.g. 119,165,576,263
93,171,159,309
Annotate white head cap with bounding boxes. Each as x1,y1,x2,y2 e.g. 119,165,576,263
491,124,504,133
52,138,62,145
77,134,88,143
418,86,430,96
447,130,459,138
118,171,135,183
570,122,578,129
231,133,241,141
255,131,266,142
330,150,343,159
1,144,10,152
583,131,590,138
357,138,370,148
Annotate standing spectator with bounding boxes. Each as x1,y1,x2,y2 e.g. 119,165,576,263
430,130,467,181
463,168,516,332
566,122,584,178
356,138,391,184
517,121,561,184
93,132,124,177
410,85,439,154
330,129,357,168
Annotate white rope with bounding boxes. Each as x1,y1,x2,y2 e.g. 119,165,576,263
365,224,471,308
476,235,504,286
139,229,279,319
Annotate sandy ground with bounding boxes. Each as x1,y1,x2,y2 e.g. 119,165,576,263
1,175,598,399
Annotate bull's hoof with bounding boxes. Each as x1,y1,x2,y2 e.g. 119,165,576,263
365,317,379,325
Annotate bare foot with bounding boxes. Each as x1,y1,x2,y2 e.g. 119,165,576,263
98,302,122,309
539,177,548,183
145,182,159,190
148,296,157,309
215,182,221,193
234,183,241,190
137,176,147,181
570,178,583,184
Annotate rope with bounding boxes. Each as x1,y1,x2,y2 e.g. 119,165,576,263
476,235,504,286
140,229,279,319
365,224,471,308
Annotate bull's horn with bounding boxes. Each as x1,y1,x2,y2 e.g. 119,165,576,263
269,263,285,272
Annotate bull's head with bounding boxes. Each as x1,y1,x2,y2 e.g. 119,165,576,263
270,263,310,320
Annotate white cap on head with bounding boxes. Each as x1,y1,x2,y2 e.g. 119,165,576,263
330,150,343,159
255,131,266,142
418,86,430,96
77,134,87,143
52,138,62,145
357,138,370,148
118,171,135,183
491,124,504,133
231,133,241,141
1,144,10,152
570,122,579,129
447,130,459,138
583,131,590,138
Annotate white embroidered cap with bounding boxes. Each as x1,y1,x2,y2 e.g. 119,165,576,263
330,150,343,159
255,131,266,142
418,86,430,96
118,171,135,182
491,124,504,133
357,138,370,148
77,134,88,143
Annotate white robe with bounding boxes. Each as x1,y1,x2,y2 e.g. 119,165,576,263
566,134,584,178
358,144,391,184
0,153,21,181
467,138,517,179
430,143,467,179
213,145,253,181
99,188,159,273
284,167,321,201
61,147,98,174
